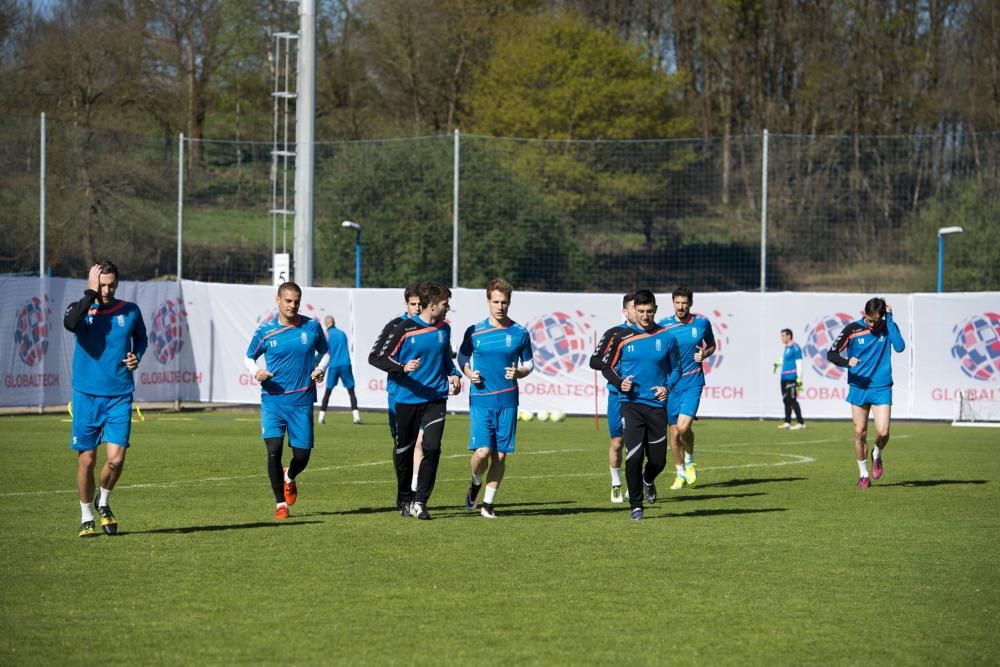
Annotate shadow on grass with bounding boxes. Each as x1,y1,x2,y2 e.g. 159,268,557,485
125,520,323,535
668,492,767,502
880,479,989,488
650,507,788,519
696,477,807,489
326,500,577,518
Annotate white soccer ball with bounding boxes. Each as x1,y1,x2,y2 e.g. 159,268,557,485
534,410,550,422
549,410,566,422
518,410,534,422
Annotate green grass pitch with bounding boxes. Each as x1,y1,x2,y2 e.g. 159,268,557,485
1,411,997,665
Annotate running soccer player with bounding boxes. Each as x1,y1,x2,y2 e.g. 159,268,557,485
827,297,906,489
776,328,805,430
317,315,361,425
369,281,462,520
588,293,636,503
245,282,329,519
64,261,147,538
658,287,716,491
457,278,534,519
596,289,681,521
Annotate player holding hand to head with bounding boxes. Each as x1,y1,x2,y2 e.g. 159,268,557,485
457,278,534,519
64,261,147,537
597,290,681,521
245,282,329,519
827,297,906,489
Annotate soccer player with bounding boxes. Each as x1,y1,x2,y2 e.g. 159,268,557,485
457,278,534,519
370,285,426,494
658,287,716,491
63,261,147,538
317,314,361,425
776,328,805,430
827,297,906,489
588,293,636,503
369,281,462,520
596,289,681,520
245,282,329,519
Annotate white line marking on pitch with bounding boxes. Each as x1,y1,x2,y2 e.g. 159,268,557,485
0,436,832,499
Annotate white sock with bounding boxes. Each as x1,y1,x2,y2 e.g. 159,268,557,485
484,485,498,504
857,459,869,477
352,409,360,420
684,452,694,465
873,446,882,461
676,464,685,476
284,468,293,483
610,467,621,486
277,501,288,509
98,487,111,507
471,473,482,485
80,501,94,522
411,474,418,492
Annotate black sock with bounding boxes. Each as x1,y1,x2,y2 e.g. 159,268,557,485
264,438,285,503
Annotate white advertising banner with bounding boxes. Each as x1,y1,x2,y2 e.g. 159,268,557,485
2,275,997,421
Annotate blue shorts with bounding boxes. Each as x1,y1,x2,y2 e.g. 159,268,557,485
668,384,703,425
70,390,133,451
261,401,314,449
468,406,518,454
847,385,892,407
325,365,355,390
607,391,623,438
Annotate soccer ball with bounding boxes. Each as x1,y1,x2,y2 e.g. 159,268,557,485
517,410,534,422
534,411,550,422
549,411,566,422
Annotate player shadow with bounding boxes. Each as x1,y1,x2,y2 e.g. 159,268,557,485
879,479,989,488
485,504,631,518
667,492,767,502
327,500,578,518
647,507,788,520
124,520,323,535
696,477,807,489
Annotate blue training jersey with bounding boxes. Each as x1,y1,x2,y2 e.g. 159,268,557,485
827,312,906,389
599,323,682,408
658,313,715,389
369,315,460,404
326,326,351,367
457,318,533,408
67,298,147,397
781,342,803,380
247,315,328,406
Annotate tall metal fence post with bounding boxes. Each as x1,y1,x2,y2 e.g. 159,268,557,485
39,112,45,278
760,129,769,293
453,128,460,288
177,133,184,282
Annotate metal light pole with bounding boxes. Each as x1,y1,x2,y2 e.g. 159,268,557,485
342,220,361,288
937,226,963,293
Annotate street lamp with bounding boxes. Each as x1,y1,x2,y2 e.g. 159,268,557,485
342,220,361,288
937,226,963,293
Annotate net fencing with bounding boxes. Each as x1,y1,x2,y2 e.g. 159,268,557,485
3,117,998,293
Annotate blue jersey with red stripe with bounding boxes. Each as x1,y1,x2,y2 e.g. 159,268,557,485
658,313,715,389
599,324,682,408
325,326,351,368
68,298,147,397
369,315,459,404
827,312,905,389
781,342,803,380
458,318,533,408
246,315,328,406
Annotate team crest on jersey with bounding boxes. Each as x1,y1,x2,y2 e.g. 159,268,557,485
655,338,662,352
116,314,125,327
691,328,698,339
438,331,445,344
505,334,512,347
859,337,865,345
300,331,308,345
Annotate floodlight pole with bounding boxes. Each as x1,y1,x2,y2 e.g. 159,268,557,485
937,226,963,293
342,221,361,288
293,0,316,287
